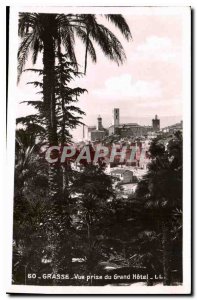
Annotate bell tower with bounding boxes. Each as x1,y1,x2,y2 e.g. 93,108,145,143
152,115,160,131
113,108,120,126
97,115,103,130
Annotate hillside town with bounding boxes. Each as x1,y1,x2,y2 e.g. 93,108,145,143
12,9,185,289
74,108,183,197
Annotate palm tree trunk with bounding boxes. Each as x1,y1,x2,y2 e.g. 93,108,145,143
42,17,59,198
42,28,57,144
162,218,172,285
57,38,68,197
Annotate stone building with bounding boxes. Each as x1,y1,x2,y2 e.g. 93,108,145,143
111,169,133,184
88,116,107,141
162,121,183,133
108,109,159,138
87,109,160,141
152,114,160,131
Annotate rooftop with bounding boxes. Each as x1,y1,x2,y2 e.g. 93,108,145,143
109,123,153,129
91,130,106,133
111,169,133,175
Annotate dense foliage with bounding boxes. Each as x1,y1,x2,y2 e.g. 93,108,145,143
13,12,182,286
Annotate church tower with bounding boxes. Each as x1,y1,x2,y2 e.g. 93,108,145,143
113,108,120,126
97,115,103,130
152,115,160,131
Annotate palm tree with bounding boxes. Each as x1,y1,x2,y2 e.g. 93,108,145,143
19,63,87,197
18,13,131,76
18,12,131,197
18,13,131,137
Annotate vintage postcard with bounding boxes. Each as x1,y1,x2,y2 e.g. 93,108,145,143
6,5,191,294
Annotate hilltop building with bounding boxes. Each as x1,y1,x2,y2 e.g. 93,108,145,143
162,121,183,133
152,114,160,131
111,169,133,184
86,109,160,141
87,115,107,141
108,108,152,137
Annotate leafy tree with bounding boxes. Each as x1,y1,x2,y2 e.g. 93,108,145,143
70,163,115,276
17,13,131,196
135,132,182,285
13,128,50,284
17,57,86,197
13,127,74,284
15,60,87,279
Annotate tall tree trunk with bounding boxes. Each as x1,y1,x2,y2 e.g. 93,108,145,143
42,16,59,199
162,218,172,285
56,39,73,275
57,39,68,197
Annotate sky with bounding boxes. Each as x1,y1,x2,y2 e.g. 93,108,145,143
16,9,183,141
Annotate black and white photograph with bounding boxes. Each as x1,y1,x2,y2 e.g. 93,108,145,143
5,4,191,294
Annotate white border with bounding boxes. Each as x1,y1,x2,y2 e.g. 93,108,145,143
6,4,191,295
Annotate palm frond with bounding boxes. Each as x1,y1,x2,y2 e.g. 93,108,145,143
75,26,97,73
57,15,78,70
17,32,34,81
32,38,43,64
104,14,132,41
18,13,43,82
18,13,39,37
90,23,126,65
